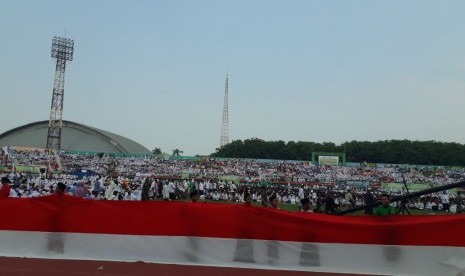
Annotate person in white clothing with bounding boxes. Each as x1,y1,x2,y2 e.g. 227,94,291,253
162,182,170,201
441,192,450,212
168,181,176,200
298,185,305,199
105,179,120,200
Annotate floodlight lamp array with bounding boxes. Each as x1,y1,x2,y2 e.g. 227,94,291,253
51,36,74,61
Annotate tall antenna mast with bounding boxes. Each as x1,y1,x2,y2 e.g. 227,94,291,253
46,36,74,150
220,73,229,148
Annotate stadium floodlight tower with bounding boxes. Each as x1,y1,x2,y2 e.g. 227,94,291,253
46,36,74,150
220,73,229,148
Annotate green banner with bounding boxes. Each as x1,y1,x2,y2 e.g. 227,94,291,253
14,165,41,173
218,175,241,184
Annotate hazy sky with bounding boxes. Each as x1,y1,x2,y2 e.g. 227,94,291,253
1,0,465,156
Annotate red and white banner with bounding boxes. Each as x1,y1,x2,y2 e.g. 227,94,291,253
1,195,465,275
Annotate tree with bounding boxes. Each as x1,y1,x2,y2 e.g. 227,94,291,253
172,149,184,156
152,148,162,155
210,138,465,166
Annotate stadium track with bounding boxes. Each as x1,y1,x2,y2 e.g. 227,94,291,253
0,257,371,276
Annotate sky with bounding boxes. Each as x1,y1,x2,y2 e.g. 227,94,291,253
1,0,465,156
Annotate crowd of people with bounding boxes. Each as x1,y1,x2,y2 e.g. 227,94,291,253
1,146,464,214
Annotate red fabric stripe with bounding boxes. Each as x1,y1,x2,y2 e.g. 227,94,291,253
1,195,465,247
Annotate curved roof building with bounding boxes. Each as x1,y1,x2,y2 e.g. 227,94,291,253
0,120,152,156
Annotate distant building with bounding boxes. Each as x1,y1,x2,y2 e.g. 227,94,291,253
0,120,151,156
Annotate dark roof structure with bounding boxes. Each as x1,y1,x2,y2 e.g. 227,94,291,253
0,120,152,156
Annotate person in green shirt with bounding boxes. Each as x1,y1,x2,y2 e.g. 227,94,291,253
373,193,397,216
188,180,196,193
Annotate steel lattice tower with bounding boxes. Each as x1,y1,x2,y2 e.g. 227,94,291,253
46,36,74,150
220,74,229,147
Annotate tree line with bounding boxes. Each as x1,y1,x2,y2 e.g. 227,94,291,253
211,138,465,166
